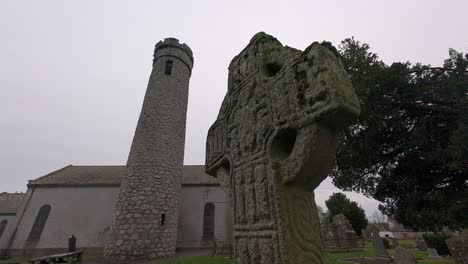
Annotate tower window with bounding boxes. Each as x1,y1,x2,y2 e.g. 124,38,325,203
160,214,165,226
202,203,215,240
0,220,7,239
27,204,51,242
165,60,173,75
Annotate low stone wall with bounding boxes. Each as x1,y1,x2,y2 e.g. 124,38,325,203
323,239,365,252
326,248,365,253
8,240,220,260
176,240,215,249
338,257,393,264
7,247,103,259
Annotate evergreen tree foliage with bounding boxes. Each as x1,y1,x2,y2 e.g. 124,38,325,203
333,37,468,231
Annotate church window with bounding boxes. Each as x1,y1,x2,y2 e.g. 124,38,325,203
165,60,173,75
0,220,7,239
27,204,51,242
202,202,215,240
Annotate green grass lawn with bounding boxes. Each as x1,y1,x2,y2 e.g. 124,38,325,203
4,241,456,264
391,249,454,264
157,244,375,264
325,242,375,264
157,247,455,264
396,239,416,248
418,260,456,264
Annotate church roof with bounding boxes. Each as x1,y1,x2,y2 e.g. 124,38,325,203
28,165,219,187
0,192,25,215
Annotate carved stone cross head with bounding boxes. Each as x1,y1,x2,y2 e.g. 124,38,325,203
206,32,360,264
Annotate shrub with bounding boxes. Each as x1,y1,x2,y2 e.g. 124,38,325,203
422,234,451,255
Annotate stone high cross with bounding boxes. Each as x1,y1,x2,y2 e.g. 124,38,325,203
205,32,360,264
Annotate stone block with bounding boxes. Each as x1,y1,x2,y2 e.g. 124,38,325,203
446,234,468,264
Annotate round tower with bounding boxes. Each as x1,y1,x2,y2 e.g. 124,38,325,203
105,38,193,263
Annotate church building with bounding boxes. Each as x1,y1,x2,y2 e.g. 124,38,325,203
0,165,232,258
0,37,233,260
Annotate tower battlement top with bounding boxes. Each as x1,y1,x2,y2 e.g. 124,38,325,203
154,38,193,62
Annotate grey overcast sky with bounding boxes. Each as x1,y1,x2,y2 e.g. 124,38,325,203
1,0,467,217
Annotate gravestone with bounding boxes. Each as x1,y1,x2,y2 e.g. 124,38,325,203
446,234,468,264
427,248,442,259
68,234,76,252
205,32,360,264
391,239,398,249
332,214,359,249
393,247,416,264
371,233,388,257
415,238,427,251
332,214,353,233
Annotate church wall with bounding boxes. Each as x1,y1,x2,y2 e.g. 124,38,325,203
177,186,233,248
0,214,17,253
6,183,233,258
9,186,120,257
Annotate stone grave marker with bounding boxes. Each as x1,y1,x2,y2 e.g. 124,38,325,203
427,248,442,259
205,32,360,264
416,238,427,251
371,233,388,257
68,234,76,252
332,214,359,249
393,246,416,264
391,239,399,249
446,234,468,264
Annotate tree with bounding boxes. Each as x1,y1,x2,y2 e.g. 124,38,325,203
325,192,368,236
316,205,327,223
333,37,468,231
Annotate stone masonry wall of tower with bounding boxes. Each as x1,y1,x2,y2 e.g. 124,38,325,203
104,38,193,263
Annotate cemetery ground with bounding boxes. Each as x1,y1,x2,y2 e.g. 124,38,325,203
2,239,456,264
152,241,456,264
325,240,454,264
118,241,448,264
155,240,455,264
